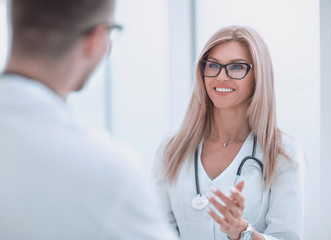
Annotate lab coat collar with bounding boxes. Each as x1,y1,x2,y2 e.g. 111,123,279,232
0,73,71,119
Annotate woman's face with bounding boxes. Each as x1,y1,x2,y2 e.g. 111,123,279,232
203,41,255,111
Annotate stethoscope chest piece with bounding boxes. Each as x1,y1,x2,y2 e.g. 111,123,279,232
191,194,209,210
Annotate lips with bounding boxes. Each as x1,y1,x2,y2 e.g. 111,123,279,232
215,87,235,93
213,84,236,95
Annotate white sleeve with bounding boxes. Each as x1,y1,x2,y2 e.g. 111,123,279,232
151,140,180,237
262,141,305,240
107,165,179,240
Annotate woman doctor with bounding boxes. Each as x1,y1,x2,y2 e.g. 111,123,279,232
152,26,304,240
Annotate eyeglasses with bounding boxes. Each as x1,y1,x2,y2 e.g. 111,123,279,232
82,22,123,42
103,23,123,42
199,60,253,80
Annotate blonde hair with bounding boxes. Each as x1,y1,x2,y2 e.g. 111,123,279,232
164,25,288,188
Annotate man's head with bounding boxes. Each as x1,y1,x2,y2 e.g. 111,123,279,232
7,0,117,96
11,0,115,59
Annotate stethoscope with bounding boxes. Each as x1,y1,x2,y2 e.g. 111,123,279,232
191,136,264,223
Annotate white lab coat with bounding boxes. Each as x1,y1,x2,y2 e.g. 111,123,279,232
152,131,304,240
0,74,178,240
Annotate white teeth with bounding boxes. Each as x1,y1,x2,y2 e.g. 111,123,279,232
215,88,234,92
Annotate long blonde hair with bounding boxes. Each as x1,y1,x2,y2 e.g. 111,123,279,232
164,25,287,188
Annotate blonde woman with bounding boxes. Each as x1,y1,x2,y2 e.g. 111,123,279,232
152,26,304,240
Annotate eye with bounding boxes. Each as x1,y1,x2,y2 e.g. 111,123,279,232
229,64,245,70
208,62,220,69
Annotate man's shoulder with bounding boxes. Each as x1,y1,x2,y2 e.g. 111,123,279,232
84,127,142,168
55,126,142,174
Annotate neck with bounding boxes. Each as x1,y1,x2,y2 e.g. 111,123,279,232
209,106,251,144
5,54,83,99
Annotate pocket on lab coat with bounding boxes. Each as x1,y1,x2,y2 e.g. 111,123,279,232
177,221,213,240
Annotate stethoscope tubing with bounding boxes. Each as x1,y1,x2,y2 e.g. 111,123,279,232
236,136,263,176
194,149,201,196
194,136,263,196
193,135,266,226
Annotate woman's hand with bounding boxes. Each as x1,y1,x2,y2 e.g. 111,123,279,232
206,181,247,240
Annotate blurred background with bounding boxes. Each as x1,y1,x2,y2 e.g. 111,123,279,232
1,0,330,238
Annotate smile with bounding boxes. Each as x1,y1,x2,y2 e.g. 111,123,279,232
215,88,235,93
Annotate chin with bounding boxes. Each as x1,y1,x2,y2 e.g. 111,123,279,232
210,99,233,109
76,83,87,92
213,104,234,111
212,99,251,112
73,85,84,92
74,74,91,92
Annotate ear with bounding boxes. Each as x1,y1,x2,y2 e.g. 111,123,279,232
81,25,108,59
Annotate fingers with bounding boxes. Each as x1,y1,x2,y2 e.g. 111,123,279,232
228,204,242,218
211,186,244,211
230,187,245,211
209,185,245,218
207,184,247,238
235,181,245,192
207,194,237,222
206,207,230,232
211,186,233,206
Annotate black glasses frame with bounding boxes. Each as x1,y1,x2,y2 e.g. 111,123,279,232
81,22,123,37
199,60,253,80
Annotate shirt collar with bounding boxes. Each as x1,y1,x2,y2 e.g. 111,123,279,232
0,73,71,118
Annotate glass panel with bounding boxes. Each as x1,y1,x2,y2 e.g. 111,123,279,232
0,0,8,72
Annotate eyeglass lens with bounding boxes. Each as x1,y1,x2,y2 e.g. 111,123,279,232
108,26,122,42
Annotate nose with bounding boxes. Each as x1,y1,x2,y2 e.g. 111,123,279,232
216,67,229,81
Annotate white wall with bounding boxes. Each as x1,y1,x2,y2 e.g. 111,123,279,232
168,0,194,131
195,0,320,238
109,0,170,168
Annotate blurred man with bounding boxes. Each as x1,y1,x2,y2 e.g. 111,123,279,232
0,0,178,239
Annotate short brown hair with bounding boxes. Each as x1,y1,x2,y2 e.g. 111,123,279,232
11,0,114,58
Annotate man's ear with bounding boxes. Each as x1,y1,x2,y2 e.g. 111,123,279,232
81,25,106,59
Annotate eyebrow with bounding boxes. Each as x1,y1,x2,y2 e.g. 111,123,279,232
207,57,249,63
